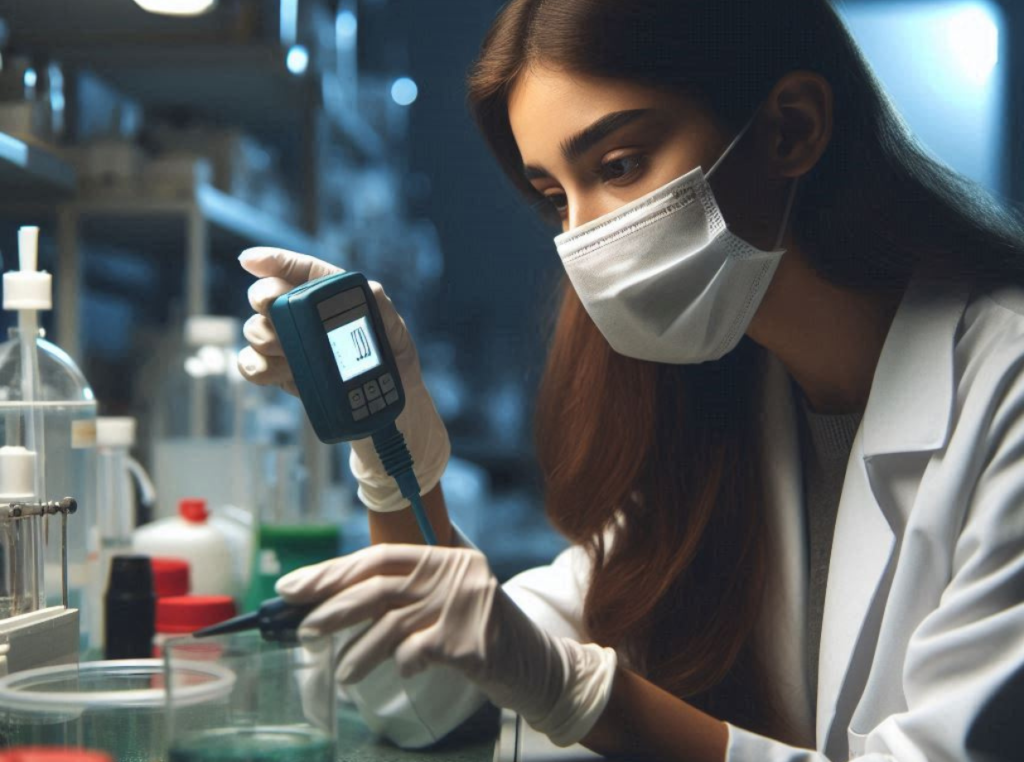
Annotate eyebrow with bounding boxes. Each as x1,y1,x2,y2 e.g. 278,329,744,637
522,108,655,181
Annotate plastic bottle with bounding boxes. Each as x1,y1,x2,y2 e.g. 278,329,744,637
0,226,97,646
152,595,236,656
104,555,155,660
151,557,190,598
132,499,235,598
88,417,156,652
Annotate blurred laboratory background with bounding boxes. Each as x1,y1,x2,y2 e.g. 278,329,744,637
0,0,1018,663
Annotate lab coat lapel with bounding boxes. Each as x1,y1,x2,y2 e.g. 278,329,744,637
815,275,970,754
758,352,815,745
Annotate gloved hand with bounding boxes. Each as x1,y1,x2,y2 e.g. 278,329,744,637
237,247,451,512
276,544,618,747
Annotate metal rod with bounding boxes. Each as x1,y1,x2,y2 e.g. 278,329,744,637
61,509,68,609
0,498,77,520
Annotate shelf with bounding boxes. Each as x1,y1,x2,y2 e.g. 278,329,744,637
197,184,319,257
72,183,320,261
0,132,77,200
63,43,314,151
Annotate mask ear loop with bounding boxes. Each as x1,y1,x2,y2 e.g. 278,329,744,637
706,113,758,180
772,177,800,251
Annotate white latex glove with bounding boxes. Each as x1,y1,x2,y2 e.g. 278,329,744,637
237,247,451,512
275,544,618,747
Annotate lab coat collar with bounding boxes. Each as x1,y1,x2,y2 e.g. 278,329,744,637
816,270,971,754
861,272,972,460
757,270,972,752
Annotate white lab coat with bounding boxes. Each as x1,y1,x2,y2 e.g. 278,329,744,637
343,272,1024,761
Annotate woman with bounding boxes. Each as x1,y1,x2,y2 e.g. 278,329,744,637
237,0,1024,759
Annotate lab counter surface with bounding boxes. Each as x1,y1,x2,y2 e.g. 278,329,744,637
336,704,498,762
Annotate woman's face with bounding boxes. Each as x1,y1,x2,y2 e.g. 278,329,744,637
508,65,730,232
507,64,790,250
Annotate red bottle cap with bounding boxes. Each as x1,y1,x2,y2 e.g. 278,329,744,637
156,595,237,634
150,557,190,598
0,749,113,762
179,498,208,523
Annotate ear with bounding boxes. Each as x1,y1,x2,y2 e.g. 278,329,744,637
759,71,834,179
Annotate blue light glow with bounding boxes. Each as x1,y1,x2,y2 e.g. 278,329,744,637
840,0,1007,193
391,77,418,106
286,45,309,76
336,10,357,39
946,5,999,82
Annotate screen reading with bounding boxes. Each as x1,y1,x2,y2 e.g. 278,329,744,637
327,316,382,382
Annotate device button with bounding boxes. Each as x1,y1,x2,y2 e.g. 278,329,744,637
364,380,382,401
352,405,370,422
369,397,387,415
348,389,366,409
384,390,399,406
378,373,396,394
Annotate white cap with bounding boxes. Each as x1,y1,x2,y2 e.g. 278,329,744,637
0,446,36,501
96,417,136,448
3,226,52,311
185,315,241,347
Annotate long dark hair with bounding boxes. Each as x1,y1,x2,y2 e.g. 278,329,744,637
467,0,1024,738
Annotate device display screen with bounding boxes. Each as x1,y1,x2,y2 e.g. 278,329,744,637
327,315,382,381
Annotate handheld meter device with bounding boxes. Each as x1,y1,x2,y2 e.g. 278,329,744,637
269,271,437,547
270,271,405,444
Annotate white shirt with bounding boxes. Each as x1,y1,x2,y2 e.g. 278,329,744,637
344,273,1024,762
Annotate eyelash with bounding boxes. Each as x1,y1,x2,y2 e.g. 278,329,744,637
542,154,648,217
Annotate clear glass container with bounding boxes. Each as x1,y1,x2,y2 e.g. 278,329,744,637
0,513,43,618
0,658,233,761
0,328,96,638
164,631,336,762
153,317,267,523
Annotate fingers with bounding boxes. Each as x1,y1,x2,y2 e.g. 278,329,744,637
247,277,294,316
299,574,417,636
367,281,413,357
335,605,438,684
275,544,430,603
239,247,343,285
237,346,292,387
242,314,283,357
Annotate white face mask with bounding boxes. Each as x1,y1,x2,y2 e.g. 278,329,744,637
553,118,798,365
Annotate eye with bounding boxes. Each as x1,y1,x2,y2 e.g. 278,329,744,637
600,154,646,185
543,191,568,216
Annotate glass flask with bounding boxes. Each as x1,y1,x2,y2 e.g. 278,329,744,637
0,327,96,646
164,631,336,762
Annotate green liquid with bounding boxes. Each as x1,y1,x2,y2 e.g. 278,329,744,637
169,726,334,762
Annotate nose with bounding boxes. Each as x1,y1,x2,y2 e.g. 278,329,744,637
566,194,618,232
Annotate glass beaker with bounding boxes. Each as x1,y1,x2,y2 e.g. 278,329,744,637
0,512,43,619
164,631,336,762
0,659,233,761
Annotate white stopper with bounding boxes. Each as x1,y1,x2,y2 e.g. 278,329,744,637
3,225,52,311
185,315,241,347
0,446,37,501
96,417,137,448
18,227,39,273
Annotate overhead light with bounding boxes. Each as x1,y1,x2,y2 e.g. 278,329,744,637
133,0,218,17
946,3,1000,83
286,45,310,76
391,77,418,107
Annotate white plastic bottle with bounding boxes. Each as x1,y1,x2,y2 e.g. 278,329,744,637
132,498,235,598
88,416,157,652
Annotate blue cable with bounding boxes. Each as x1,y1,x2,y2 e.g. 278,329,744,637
371,423,438,546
